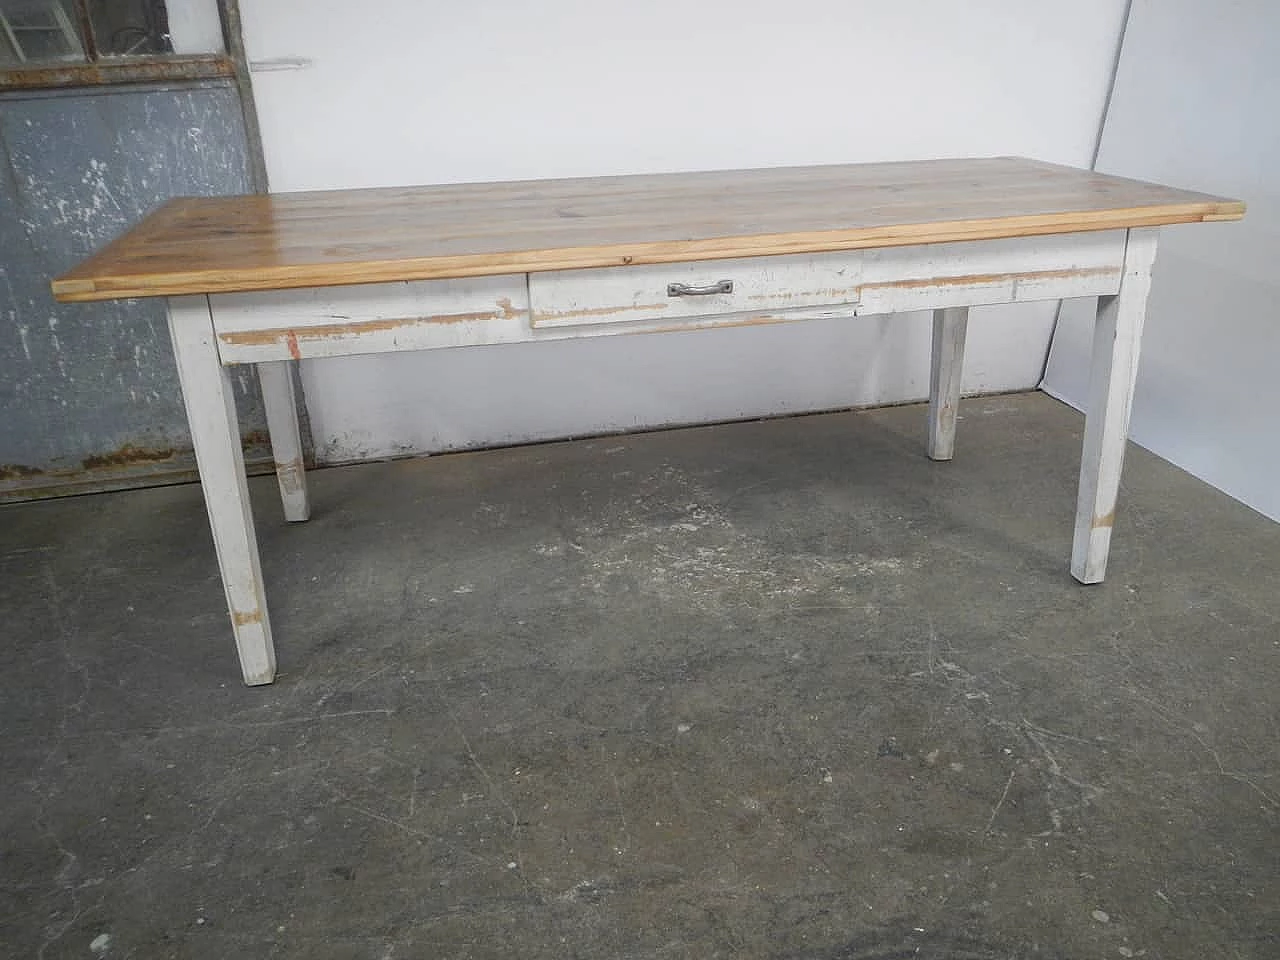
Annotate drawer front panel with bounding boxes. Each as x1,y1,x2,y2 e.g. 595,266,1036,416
212,276,530,363
854,231,1127,315
528,252,861,329
208,231,1131,363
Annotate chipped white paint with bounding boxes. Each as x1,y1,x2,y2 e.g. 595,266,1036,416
167,295,276,685
208,232,1133,555
257,360,310,522
212,276,529,363
1071,229,1159,584
212,234,1125,365
529,252,862,329
855,231,1126,314
532,233,1125,331
928,307,969,461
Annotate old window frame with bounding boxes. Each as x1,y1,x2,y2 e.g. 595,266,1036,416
0,0,234,89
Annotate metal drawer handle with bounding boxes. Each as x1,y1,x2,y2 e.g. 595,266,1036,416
667,280,734,297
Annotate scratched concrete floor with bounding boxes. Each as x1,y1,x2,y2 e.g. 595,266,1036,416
2,391,1277,960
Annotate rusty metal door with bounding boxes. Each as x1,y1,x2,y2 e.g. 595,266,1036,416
0,79,270,500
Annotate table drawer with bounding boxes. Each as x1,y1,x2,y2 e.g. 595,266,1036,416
211,275,530,363
529,252,861,329
853,231,1128,314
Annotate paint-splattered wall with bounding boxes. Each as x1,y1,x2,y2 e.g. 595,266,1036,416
0,80,268,500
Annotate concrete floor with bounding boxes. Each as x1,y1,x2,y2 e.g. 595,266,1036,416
2,391,1277,959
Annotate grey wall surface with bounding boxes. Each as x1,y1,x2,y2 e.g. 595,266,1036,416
1,80,267,499
1042,0,1280,522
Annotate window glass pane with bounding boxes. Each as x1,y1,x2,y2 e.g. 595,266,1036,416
161,0,221,55
88,0,173,57
0,0,86,65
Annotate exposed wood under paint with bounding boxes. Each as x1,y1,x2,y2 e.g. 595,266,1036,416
857,265,1120,293
209,233,1129,364
1071,228,1160,583
217,307,520,347
533,301,671,323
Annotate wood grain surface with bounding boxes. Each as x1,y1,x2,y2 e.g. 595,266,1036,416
52,157,1244,301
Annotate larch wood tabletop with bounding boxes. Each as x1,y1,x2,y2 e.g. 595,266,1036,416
51,157,1243,302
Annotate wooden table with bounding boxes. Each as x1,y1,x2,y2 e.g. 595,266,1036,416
53,158,1244,685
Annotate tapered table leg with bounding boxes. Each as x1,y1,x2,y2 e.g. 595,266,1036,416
928,306,969,461
1071,228,1159,584
258,360,310,522
167,295,276,685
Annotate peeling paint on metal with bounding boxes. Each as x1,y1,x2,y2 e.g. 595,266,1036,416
81,444,177,470
0,55,233,91
0,463,43,480
0,82,268,497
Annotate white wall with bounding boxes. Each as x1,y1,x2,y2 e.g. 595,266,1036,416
1042,0,1280,521
240,1,1127,462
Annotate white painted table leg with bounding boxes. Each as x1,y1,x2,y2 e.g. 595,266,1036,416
928,306,969,461
1071,228,1159,584
167,295,277,685
257,360,310,522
